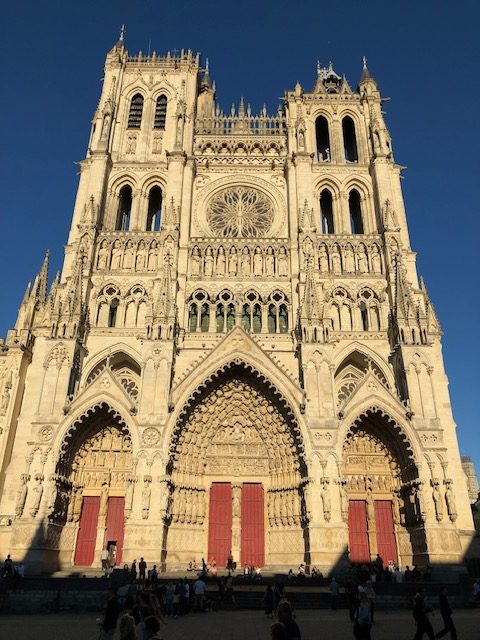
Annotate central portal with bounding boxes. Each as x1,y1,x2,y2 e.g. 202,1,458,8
165,365,307,569
207,482,265,567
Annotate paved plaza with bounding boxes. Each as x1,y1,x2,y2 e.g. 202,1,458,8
0,609,478,640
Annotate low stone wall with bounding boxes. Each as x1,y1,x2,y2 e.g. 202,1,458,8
1,589,105,613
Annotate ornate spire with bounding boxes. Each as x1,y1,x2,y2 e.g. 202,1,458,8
164,197,179,229
394,255,415,321
36,250,50,304
301,258,323,324
359,56,377,86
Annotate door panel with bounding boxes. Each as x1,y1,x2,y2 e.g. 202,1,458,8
208,483,232,567
74,496,100,566
374,500,398,564
104,496,125,564
241,484,265,567
348,500,370,563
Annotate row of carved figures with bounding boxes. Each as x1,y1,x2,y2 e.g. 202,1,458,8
267,487,304,528
190,245,289,278
96,237,175,272
169,487,207,525
311,241,383,275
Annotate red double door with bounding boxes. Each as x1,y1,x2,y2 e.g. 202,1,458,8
208,483,264,567
347,499,397,564
74,496,125,566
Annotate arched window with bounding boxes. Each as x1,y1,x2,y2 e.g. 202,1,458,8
146,186,162,231
215,291,235,333
115,185,132,231
267,292,289,334
320,189,335,234
360,302,369,331
188,291,209,332
108,298,119,328
342,116,358,162
154,95,168,130
315,116,331,162
349,190,364,234
128,94,144,129
242,292,262,333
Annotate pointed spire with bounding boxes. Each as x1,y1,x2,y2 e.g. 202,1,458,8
359,55,377,85
301,258,323,323
394,255,415,321
238,96,245,118
164,196,179,229
119,24,126,43
420,276,442,334
156,254,174,322
36,250,50,304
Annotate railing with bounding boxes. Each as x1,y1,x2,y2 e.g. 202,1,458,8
195,114,286,136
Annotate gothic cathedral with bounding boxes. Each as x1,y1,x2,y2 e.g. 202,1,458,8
0,35,475,575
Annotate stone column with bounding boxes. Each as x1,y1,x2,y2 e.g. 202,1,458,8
231,483,242,567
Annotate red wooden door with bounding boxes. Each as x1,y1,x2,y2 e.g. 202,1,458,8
348,500,370,563
241,484,265,567
374,500,398,564
104,497,125,565
74,496,100,566
208,483,232,567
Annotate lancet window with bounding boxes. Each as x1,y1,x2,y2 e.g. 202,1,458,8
242,291,262,333
146,186,162,231
188,291,210,333
267,292,289,333
342,116,358,162
320,189,335,234
128,93,144,129
315,116,331,162
349,189,364,234
154,95,168,129
215,290,236,333
115,186,133,231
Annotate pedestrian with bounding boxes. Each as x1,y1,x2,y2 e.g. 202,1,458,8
130,559,137,584
277,601,301,640
436,586,457,639
412,586,435,640
365,580,376,623
165,582,175,617
99,588,121,640
225,571,236,603
354,592,372,640
329,576,339,610
150,564,158,586
2,554,13,577
139,557,147,588
271,621,288,640
180,578,189,614
144,616,163,640
193,574,206,612
346,579,358,621
264,584,275,617
119,613,137,640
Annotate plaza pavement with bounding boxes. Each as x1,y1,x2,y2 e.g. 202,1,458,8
0,609,478,640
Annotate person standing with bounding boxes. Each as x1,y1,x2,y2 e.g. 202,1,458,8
277,601,301,640
354,592,372,640
436,586,457,639
101,548,109,576
130,559,137,584
193,575,206,612
263,584,275,617
100,588,121,640
139,557,147,588
329,576,339,610
412,586,435,640
365,580,376,624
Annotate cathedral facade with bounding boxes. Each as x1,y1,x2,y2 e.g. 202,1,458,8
0,36,475,575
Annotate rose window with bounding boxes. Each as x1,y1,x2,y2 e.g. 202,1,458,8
206,187,274,238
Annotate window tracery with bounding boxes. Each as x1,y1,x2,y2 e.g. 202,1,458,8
206,187,274,238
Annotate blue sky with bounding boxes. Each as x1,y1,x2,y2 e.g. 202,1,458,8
1,1,479,474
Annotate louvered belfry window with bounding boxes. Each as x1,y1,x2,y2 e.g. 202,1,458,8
128,94,144,129
154,95,167,129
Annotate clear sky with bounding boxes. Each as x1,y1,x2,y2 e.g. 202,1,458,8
1,1,479,474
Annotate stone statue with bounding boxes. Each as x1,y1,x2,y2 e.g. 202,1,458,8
123,240,134,269
97,240,109,270
253,247,263,276
445,482,457,522
216,247,226,275
366,490,375,522
152,134,162,154
204,247,214,277
135,240,146,271
125,476,135,519
344,245,355,273
241,247,251,276
371,245,382,274
297,127,305,151
47,475,58,518
228,248,238,276
277,247,288,276
339,481,348,522
265,247,275,276
232,486,241,518
318,245,329,272
15,474,29,518
432,482,443,522
190,247,201,276
357,245,369,273
331,245,341,274
110,240,122,270
320,479,331,521
30,474,44,518
142,475,152,520
147,240,158,271
126,134,137,154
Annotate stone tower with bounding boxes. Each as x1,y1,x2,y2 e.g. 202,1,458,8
0,35,475,575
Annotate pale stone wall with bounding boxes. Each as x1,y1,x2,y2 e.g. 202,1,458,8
0,42,475,575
